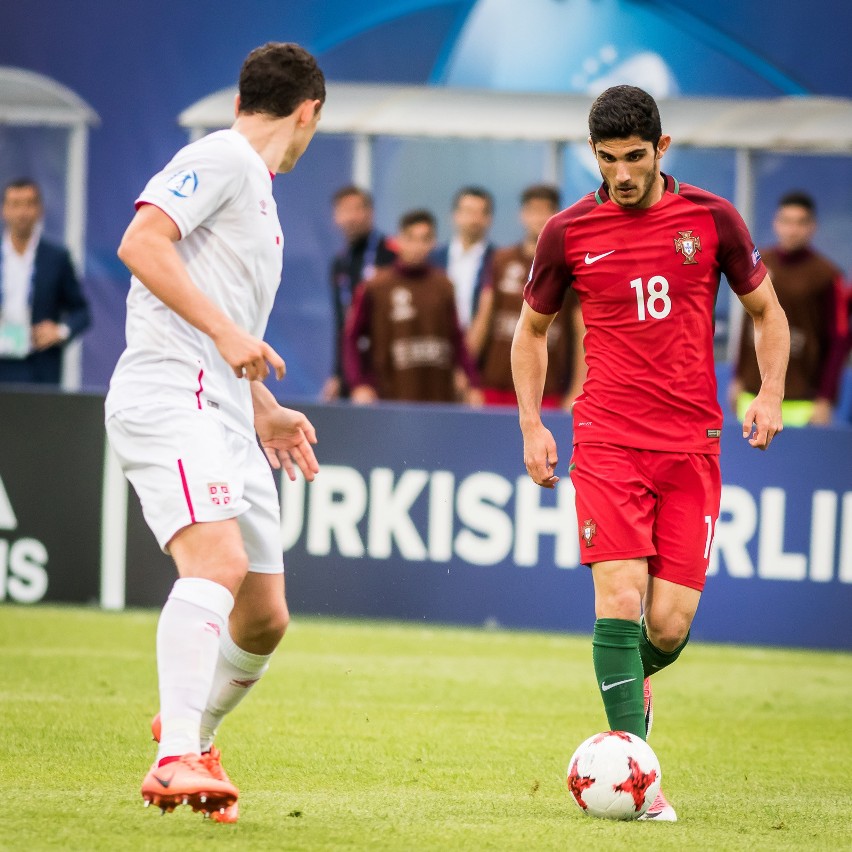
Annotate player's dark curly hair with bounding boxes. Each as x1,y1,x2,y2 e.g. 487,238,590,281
588,85,662,147
239,43,326,118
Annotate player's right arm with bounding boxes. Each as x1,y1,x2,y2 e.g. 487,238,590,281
512,301,560,488
737,275,789,450
117,203,284,382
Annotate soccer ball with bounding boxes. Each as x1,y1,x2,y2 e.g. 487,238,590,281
566,731,662,820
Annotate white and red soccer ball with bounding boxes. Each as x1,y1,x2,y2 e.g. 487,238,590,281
567,731,662,820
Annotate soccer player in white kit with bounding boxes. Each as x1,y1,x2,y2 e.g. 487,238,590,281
105,43,325,820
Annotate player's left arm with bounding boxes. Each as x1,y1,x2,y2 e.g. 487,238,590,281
250,381,319,481
737,275,789,450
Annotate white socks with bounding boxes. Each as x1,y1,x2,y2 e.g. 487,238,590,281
200,627,272,752
156,577,234,763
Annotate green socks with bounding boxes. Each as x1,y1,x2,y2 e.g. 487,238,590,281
592,618,646,740
638,615,690,679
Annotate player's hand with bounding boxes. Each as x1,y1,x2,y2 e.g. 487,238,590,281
742,392,783,450
212,322,286,381
255,406,319,482
522,420,560,488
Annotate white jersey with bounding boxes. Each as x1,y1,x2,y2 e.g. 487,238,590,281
105,129,284,438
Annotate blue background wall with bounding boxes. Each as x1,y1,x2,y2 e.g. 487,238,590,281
1,0,851,396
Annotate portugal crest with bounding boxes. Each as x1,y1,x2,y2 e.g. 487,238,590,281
582,519,597,547
674,230,702,264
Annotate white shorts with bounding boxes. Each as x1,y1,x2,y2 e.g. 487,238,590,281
106,406,284,573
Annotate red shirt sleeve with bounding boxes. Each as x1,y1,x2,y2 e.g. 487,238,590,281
523,214,573,315
707,197,767,296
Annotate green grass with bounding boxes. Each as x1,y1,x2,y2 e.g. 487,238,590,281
0,606,850,851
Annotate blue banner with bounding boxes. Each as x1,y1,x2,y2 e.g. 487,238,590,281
280,403,852,650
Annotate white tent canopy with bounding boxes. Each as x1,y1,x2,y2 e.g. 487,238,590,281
180,82,852,230
0,67,99,389
180,82,852,154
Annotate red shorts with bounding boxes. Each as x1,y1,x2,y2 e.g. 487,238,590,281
569,442,721,591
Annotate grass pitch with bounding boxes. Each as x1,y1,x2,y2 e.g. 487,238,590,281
0,606,850,851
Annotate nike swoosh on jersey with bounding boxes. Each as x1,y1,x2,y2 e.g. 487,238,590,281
584,250,616,265
600,677,637,691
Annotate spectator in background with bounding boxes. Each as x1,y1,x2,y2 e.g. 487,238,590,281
324,185,396,400
731,191,847,425
344,209,481,405
468,184,586,409
432,186,495,329
0,178,90,384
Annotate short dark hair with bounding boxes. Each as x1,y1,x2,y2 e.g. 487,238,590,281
521,184,561,208
778,191,816,217
238,42,326,118
332,185,373,207
588,85,662,147
452,186,494,215
3,178,41,203
399,209,436,231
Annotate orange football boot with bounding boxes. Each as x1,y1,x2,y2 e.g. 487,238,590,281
150,713,239,822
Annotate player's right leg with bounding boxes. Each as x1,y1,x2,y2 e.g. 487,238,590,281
140,519,246,813
106,407,252,814
589,558,649,740
570,444,657,741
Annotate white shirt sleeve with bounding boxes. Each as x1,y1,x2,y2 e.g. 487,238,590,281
135,135,244,238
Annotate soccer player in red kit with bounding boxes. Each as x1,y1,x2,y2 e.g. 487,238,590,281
512,86,790,821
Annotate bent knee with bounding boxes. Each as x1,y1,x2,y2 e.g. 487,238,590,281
239,600,289,649
645,616,690,652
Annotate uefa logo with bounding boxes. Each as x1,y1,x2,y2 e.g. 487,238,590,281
165,169,199,198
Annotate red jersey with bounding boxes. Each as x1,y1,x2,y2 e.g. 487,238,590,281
524,174,767,454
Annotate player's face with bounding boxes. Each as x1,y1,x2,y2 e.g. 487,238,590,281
453,195,492,244
2,186,42,239
278,101,322,173
520,198,558,242
591,135,670,209
396,222,436,265
333,195,374,242
773,204,815,252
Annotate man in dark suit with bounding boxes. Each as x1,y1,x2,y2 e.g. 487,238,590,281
0,178,90,384
431,186,495,332
324,185,396,400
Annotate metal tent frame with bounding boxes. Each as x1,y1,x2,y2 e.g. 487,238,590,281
0,66,100,389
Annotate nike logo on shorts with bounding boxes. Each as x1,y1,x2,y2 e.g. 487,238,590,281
600,677,637,691
584,250,615,265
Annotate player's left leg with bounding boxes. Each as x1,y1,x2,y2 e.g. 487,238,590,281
201,571,288,750
641,450,720,674
641,578,701,675
193,439,288,823
637,451,721,823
